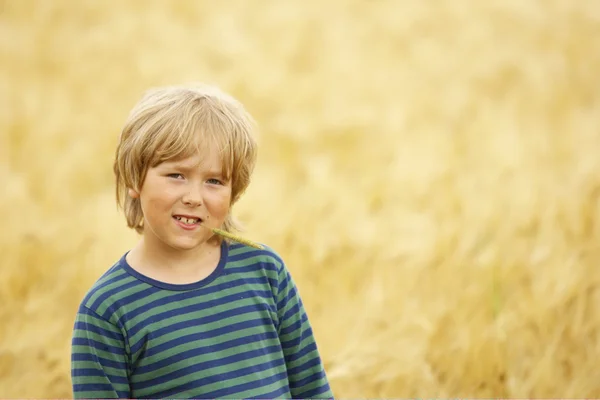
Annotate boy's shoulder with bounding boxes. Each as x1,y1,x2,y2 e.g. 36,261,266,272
76,244,291,316
76,254,133,316
227,242,288,282
227,241,288,273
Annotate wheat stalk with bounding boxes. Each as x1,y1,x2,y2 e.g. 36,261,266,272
210,227,265,250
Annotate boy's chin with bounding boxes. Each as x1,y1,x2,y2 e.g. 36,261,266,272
169,238,214,251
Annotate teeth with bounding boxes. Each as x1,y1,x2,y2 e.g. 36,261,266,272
175,216,199,224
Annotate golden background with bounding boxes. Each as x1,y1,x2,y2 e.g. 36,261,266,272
1,0,600,397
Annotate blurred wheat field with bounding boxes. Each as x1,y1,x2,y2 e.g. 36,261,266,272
2,0,600,397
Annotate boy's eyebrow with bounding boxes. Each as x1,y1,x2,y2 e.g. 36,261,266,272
163,162,224,175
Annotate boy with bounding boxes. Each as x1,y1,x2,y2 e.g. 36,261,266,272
70,83,333,399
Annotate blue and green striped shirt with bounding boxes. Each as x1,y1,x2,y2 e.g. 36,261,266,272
70,240,333,399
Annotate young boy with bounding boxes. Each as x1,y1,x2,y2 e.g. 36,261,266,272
70,83,333,399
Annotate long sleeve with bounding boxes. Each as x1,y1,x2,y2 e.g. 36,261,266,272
70,304,131,399
276,263,334,399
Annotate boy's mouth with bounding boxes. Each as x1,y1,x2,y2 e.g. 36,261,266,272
173,215,203,225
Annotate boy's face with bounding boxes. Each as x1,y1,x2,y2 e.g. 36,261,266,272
128,146,232,253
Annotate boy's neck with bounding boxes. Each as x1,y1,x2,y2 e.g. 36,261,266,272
126,237,223,285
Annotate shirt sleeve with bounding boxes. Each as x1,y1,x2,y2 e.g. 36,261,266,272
276,262,334,399
70,304,131,399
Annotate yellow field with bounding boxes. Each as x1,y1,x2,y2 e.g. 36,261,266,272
2,0,600,397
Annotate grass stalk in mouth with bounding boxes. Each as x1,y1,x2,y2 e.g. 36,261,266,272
209,227,264,250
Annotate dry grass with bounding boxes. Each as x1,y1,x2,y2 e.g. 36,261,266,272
2,0,600,397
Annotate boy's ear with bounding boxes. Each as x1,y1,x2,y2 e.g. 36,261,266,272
128,188,140,199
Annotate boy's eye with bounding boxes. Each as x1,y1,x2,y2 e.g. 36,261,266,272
207,178,223,185
167,173,184,179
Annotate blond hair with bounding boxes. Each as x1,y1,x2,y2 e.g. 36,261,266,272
113,83,258,236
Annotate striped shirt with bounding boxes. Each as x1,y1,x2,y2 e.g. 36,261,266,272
70,241,333,399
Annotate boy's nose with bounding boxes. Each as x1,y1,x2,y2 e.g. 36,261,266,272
182,187,202,207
